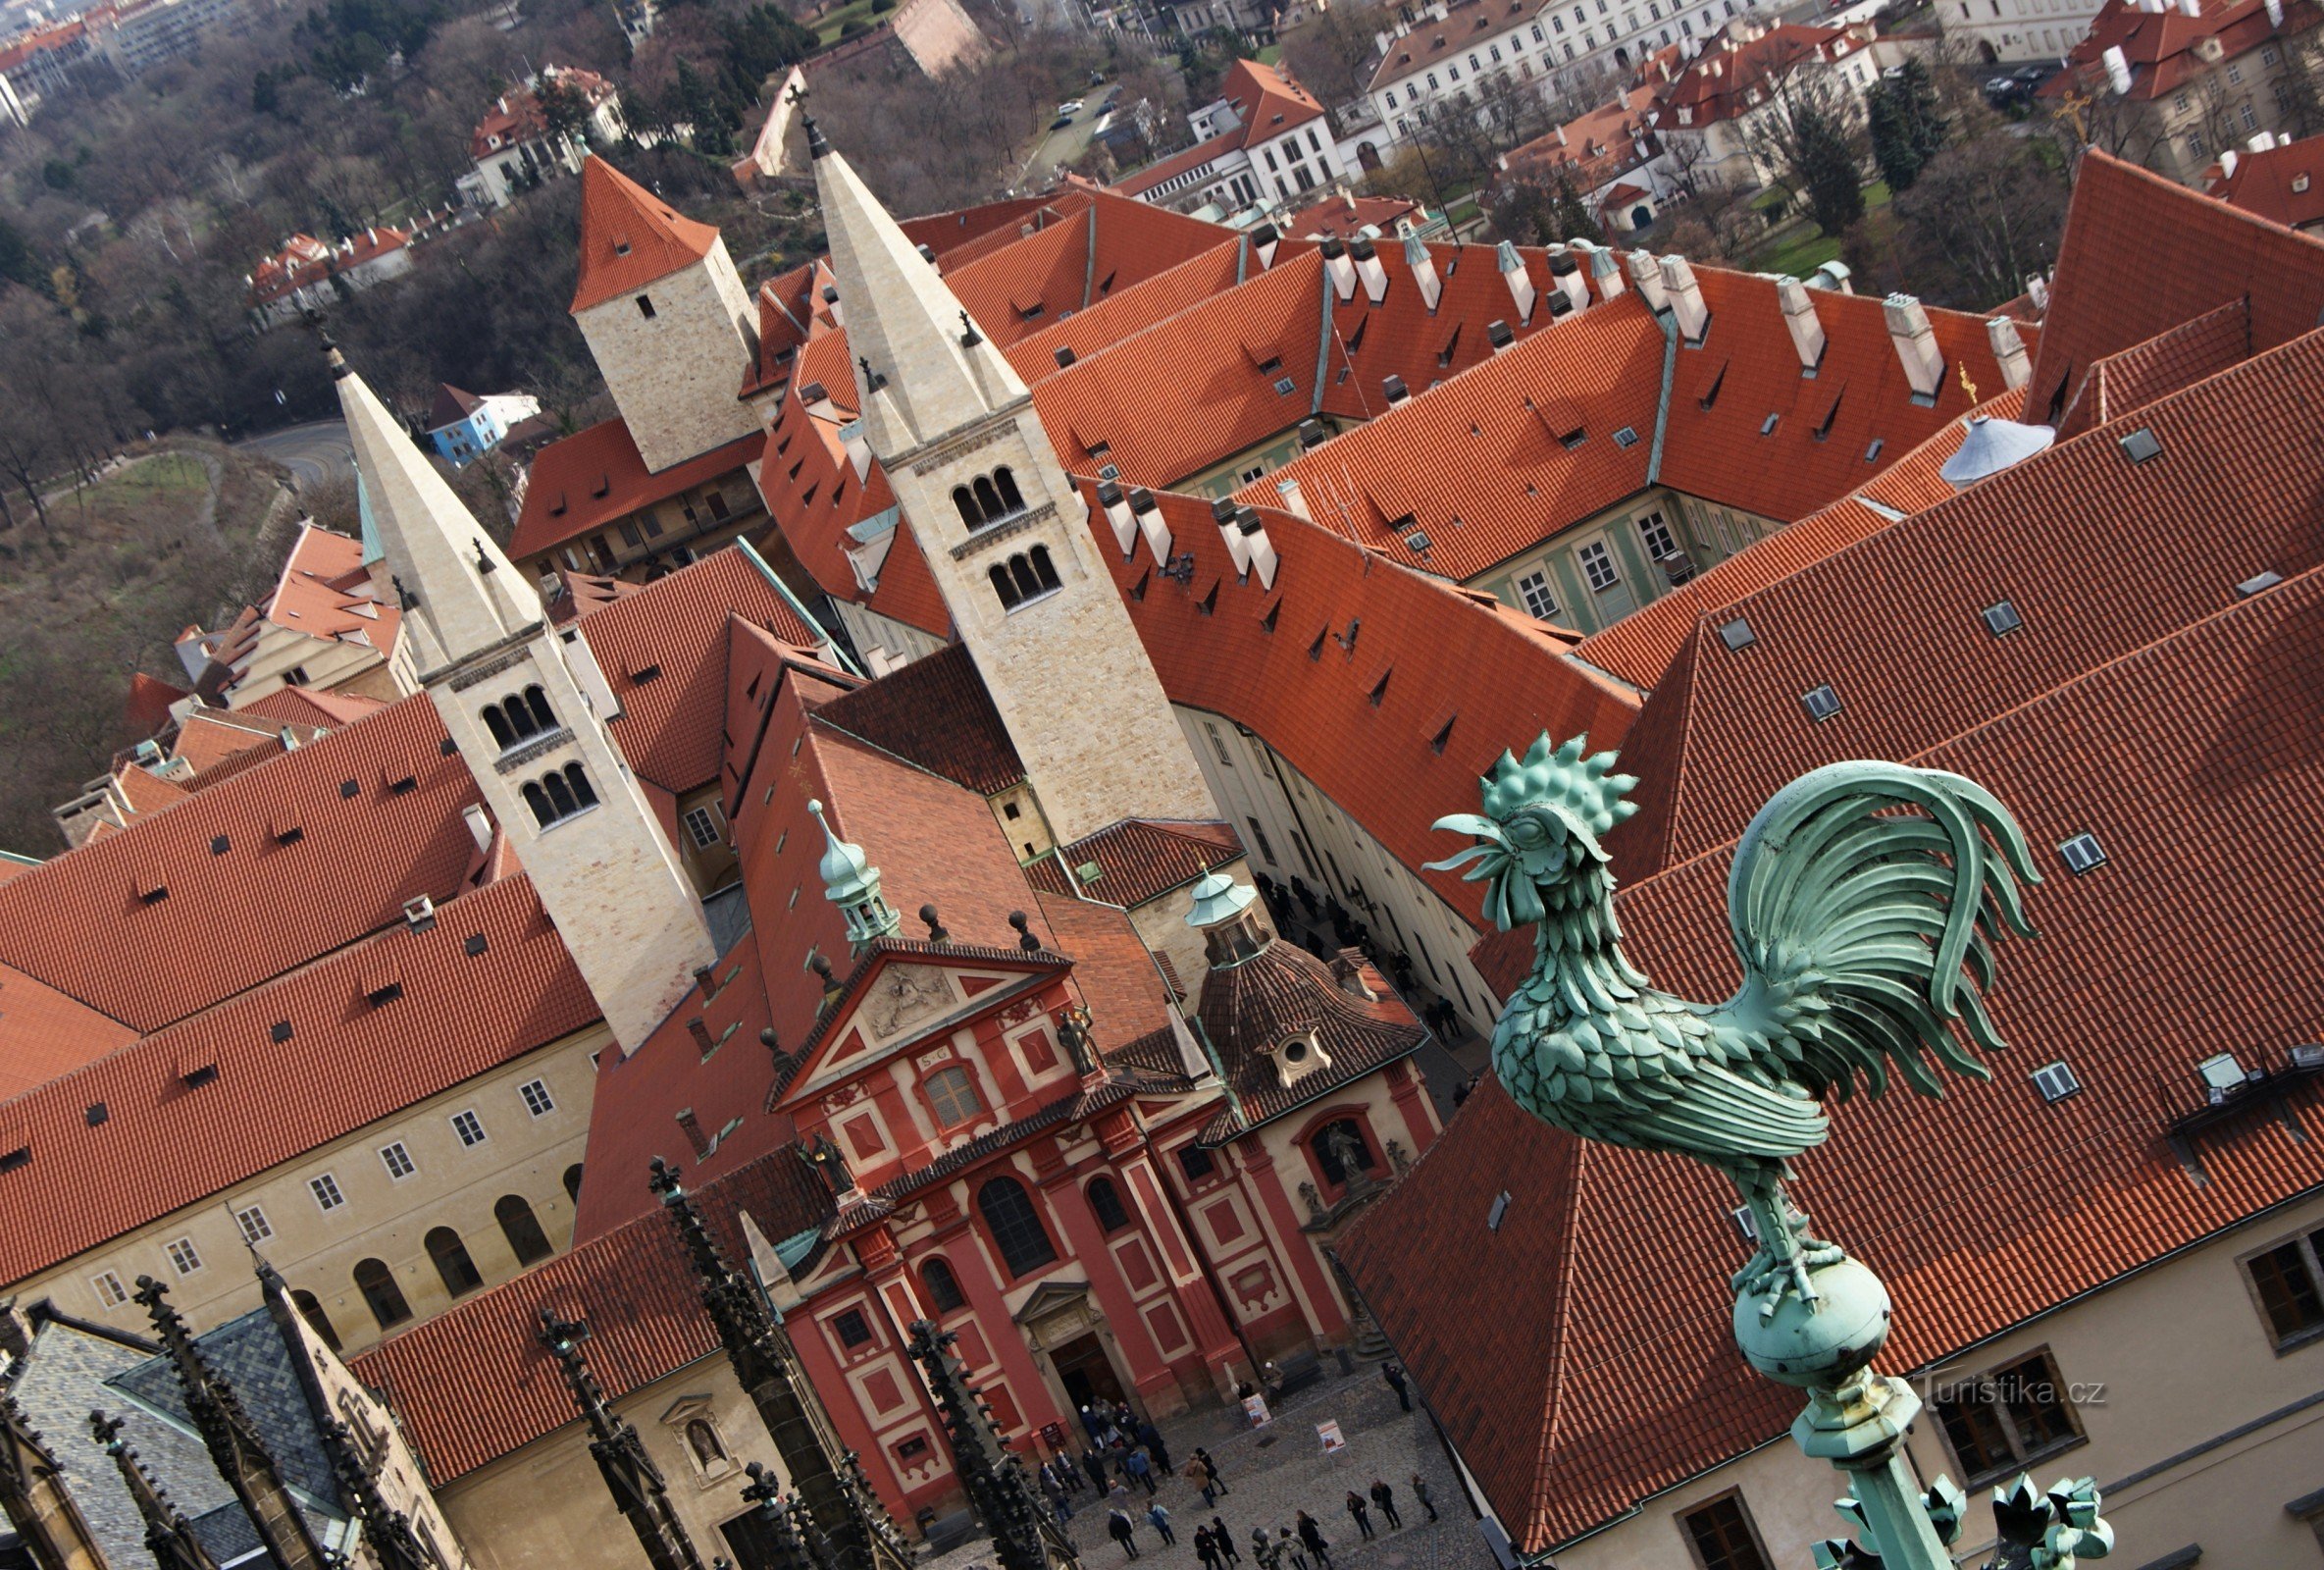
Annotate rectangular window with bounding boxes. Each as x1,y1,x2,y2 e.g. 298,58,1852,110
1679,1493,1771,1570
2263,43,2279,63
311,1173,346,1211
1932,1349,2083,1485
2241,101,2259,130
2245,1228,2324,1349
92,1270,129,1307
1178,1145,1217,1182
1245,816,1278,865
1637,510,1678,560
684,805,722,848
450,1110,487,1148
381,1142,417,1180
520,1077,556,1118
234,1204,274,1246
1288,831,1320,879
166,1236,203,1277
636,293,656,319
833,1308,874,1348
1578,541,1621,592
1205,720,1234,767
2228,61,2244,82
1516,569,1560,620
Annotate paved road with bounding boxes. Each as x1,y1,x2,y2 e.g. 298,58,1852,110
237,419,353,491
1017,87,1119,190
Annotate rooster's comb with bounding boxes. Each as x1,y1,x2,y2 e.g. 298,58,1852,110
1480,733,1640,839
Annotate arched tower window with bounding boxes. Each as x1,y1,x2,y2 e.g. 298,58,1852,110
353,1258,410,1329
993,467,1024,512
921,1257,966,1314
523,685,555,731
523,782,553,825
291,1289,341,1352
990,563,1023,611
972,475,1005,521
495,1194,554,1266
501,695,540,742
530,765,597,827
977,1176,1058,1279
563,1163,585,1203
425,1227,483,1296
1087,1176,1131,1233
483,706,515,749
1030,546,1059,591
564,762,597,809
955,487,982,528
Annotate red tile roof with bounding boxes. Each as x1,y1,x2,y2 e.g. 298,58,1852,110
1345,554,2324,1554
1002,240,1252,383
123,673,188,735
1573,386,2029,691
1195,940,1423,1139
235,687,388,727
469,67,617,160
2207,133,2324,230
2069,295,2250,438
1369,0,1544,90
509,417,764,563
352,1140,836,1481
570,157,723,315
0,872,597,1284
0,694,485,1034
807,643,1022,798
0,961,136,1101
1610,320,2324,883
2042,0,2315,105
2025,149,2324,428
901,194,1060,267
1022,819,1242,908
1102,485,1639,934
1498,99,1660,192
944,192,1227,351
1654,24,1857,126
248,229,412,308
1276,194,1424,242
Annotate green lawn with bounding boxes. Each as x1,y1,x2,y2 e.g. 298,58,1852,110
811,0,890,45
88,453,208,506
1251,44,1283,65
1744,180,1891,278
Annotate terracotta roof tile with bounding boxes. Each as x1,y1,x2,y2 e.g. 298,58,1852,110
2208,133,2324,230
1023,819,1243,908
1195,940,1424,1139
2074,296,2250,437
571,157,722,314
807,642,1021,796
1004,240,1252,383
0,960,136,1100
123,673,188,735
0,873,596,1284
235,687,387,727
1369,0,1545,91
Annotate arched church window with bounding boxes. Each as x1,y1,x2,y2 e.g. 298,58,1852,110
495,1194,554,1266
972,475,1005,522
563,762,597,810
1087,1177,1131,1233
291,1289,341,1352
977,1177,1058,1279
501,695,540,741
993,467,1024,512
353,1258,410,1329
426,1227,483,1296
542,771,578,819
1009,554,1043,602
990,563,1023,611
523,782,554,826
483,706,515,750
523,685,556,731
921,1257,966,1314
955,487,982,528
1028,546,1059,592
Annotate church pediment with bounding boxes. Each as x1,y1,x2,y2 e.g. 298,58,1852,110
774,947,1066,1112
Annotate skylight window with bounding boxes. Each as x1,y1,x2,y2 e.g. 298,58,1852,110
2031,1061,2082,1103
2120,428,2162,463
1760,412,1780,436
1487,1190,1511,1230
1612,426,1640,448
1273,376,1298,395
2059,832,2106,874
1800,684,1841,722
2238,570,2284,598
1719,617,1756,652
1863,438,1885,463
1981,600,2023,637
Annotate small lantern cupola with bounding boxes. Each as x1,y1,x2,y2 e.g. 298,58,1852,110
1185,870,1267,968
810,798,900,949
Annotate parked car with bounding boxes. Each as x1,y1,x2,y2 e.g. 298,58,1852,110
1057,99,1085,117
2013,63,2056,88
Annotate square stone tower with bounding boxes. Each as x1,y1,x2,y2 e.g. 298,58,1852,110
336,347,715,1053
570,157,762,474
810,130,1218,847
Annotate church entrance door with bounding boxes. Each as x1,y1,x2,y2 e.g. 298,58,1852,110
1052,1332,1128,1410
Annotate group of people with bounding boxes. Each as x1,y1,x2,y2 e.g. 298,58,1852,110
1084,1458,1438,1563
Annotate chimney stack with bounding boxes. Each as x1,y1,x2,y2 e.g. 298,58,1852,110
1297,417,1330,449
1776,275,1825,371
1487,319,1515,352
1884,293,1945,399
1498,239,1537,322
1627,248,1669,311
2219,147,2240,180
2249,130,2278,151
2266,0,2284,26
1579,239,1626,298
2102,44,2132,93
1659,254,1709,341
1213,497,1254,576
1321,236,1359,302
1549,250,1589,314
820,282,845,327
1383,374,1411,406
1099,478,1138,554
1351,236,1390,302
840,419,873,480
1128,487,1171,561
2027,272,2051,312
463,803,493,854
1276,474,1313,521
1251,222,1281,269
1404,234,1442,311
1986,316,2032,391
1237,505,1279,589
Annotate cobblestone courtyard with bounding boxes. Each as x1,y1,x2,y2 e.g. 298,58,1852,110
928,1362,1495,1570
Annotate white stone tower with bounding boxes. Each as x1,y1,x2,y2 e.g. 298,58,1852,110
809,126,1217,846
334,345,715,1053
569,157,761,474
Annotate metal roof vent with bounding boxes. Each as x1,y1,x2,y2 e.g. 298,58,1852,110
1981,599,2023,637
1486,1190,1511,1230
1800,684,1841,722
2058,832,2105,874
1718,617,1756,652
2239,569,2284,597
2119,428,2163,464
1612,426,1639,448
2032,1060,2082,1103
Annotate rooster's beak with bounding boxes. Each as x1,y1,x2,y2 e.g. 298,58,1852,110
1424,813,1505,877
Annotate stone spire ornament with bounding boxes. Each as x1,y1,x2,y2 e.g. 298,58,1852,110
809,800,900,950
1431,736,2113,1569
646,1161,912,1570
736,1462,838,1570
90,1409,217,1570
131,1276,329,1570
538,1310,706,1570
904,1321,1081,1570
0,1387,110,1570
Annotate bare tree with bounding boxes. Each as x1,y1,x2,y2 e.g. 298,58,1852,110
1279,0,1393,109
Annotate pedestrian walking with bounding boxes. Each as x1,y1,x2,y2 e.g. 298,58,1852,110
1381,1361,1412,1413
1148,1503,1175,1546
1195,1448,1228,1495
1296,1512,1333,1570
1124,1447,1158,1496
1110,1481,1132,1514
1136,1420,1173,1476
1109,1510,1140,1560
1279,1527,1308,1570
1214,1517,1241,1564
1411,1476,1436,1523
1369,1480,1400,1530
1344,1492,1373,1542
1194,1525,1220,1570
1196,1457,1218,1508
1248,1530,1277,1570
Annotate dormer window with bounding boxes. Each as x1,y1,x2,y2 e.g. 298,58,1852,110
1265,1028,1332,1087
1203,910,1268,967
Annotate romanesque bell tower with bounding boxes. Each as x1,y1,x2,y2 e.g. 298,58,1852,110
335,347,715,1052
809,126,1216,846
